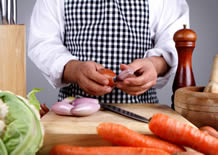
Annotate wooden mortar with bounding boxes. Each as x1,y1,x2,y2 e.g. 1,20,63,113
174,86,218,130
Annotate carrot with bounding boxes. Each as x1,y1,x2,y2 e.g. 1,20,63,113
199,126,218,138
174,152,204,155
49,145,171,155
97,123,185,154
149,113,218,155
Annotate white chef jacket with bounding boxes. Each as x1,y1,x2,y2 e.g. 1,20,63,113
28,0,190,89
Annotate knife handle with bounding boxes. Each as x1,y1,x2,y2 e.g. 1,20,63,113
1,0,9,24
11,0,16,24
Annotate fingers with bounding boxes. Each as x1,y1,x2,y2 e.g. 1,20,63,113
117,80,155,96
116,58,159,96
120,64,131,71
199,126,218,138
78,62,109,86
123,73,154,86
73,60,158,96
86,67,110,86
78,76,112,96
73,61,114,96
116,66,157,96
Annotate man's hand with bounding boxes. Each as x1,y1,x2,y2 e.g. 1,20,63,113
116,56,169,96
62,60,113,96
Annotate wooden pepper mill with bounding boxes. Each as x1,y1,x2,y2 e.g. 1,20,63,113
171,25,197,109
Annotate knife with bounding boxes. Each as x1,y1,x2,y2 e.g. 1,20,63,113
7,0,11,24
100,104,150,123
11,0,16,24
0,0,8,24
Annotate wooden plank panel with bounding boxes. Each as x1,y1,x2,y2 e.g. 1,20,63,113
0,25,26,97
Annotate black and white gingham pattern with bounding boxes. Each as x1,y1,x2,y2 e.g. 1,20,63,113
58,0,159,103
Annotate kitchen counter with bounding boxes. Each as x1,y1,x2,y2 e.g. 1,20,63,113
37,104,195,154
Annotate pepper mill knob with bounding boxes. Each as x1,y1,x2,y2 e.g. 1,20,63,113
173,24,197,46
171,25,197,109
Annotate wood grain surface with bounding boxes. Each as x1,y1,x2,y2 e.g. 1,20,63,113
204,54,218,93
175,86,218,130
0,25,26,97
38,104,196,155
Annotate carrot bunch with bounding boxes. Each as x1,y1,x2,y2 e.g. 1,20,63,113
97,122,185,154
149,113,218,155
97,113,218,154
50,145,171,155
50,113,218,155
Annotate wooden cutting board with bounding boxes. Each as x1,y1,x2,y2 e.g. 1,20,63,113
37,104,196,155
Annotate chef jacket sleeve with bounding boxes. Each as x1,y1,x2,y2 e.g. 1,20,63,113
145,0,190,88
28,0,77,89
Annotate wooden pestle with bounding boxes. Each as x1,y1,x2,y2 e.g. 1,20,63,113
204,55,218,93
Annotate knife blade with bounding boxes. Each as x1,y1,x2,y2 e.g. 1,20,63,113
7,0,11,24
100,104,150,123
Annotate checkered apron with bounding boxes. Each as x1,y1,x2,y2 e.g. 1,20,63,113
58,0,159,103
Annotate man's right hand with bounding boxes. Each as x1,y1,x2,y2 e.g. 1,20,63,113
62,60,113,96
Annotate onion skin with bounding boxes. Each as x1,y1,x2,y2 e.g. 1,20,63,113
116,69,135,81
73,97,99,106
51,101,74,116
40,104,50,118
62,97,75,104
71,102,100,116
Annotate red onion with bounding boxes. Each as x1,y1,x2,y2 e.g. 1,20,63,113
51,101,74,116
71,102,100,116
62,97,75,104
72,97,99,106
51,97,100,117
